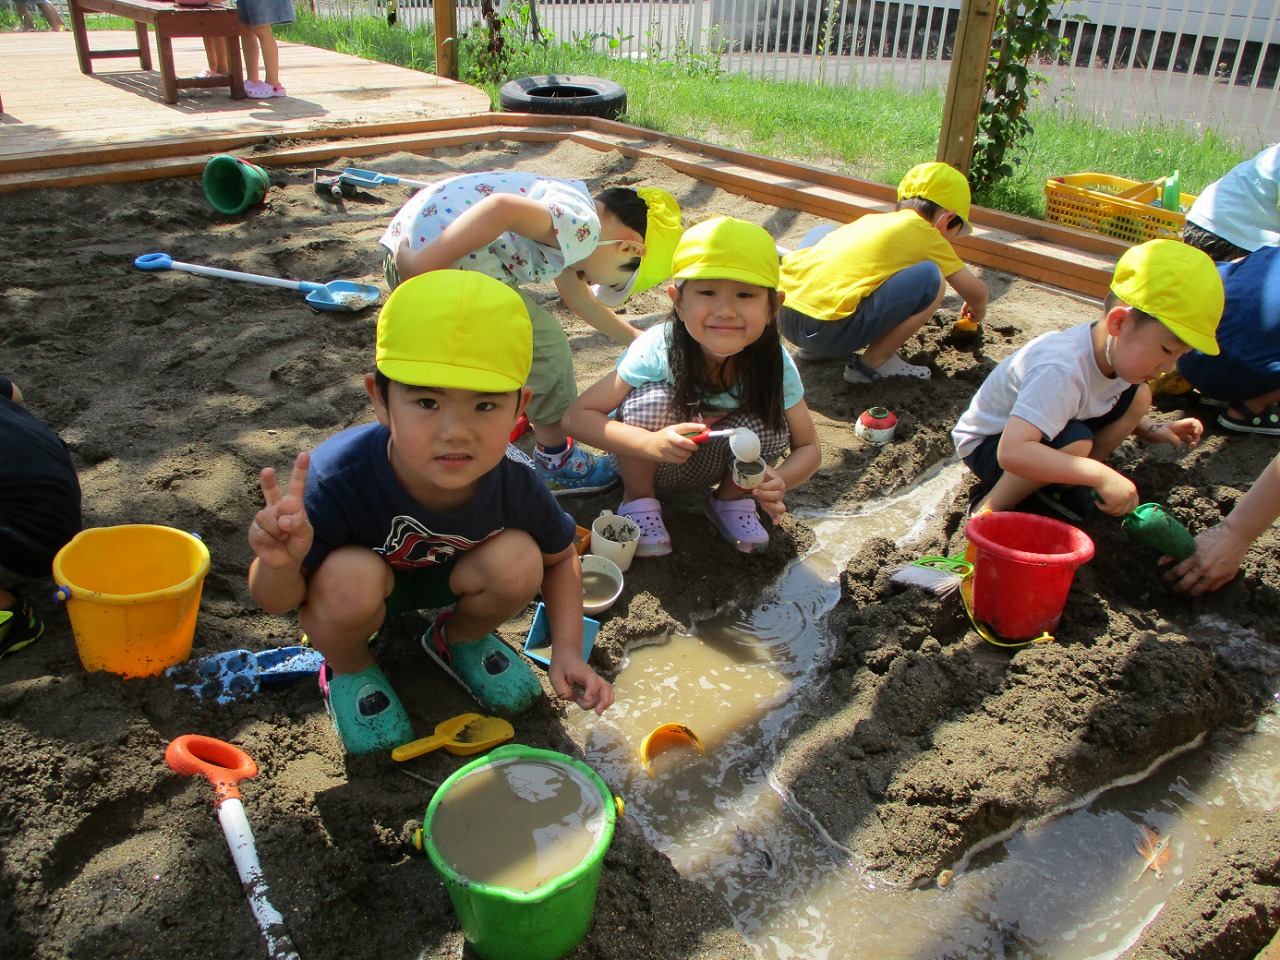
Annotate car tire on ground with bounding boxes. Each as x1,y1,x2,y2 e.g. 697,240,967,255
498,75,627,120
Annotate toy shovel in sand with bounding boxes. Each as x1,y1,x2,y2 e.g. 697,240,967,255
165,736,301,960
391,713,515,762
134,253,381,313
1120,502,1197,560
339,167,433,190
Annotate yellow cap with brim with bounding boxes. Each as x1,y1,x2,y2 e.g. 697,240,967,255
672,216,780,288
593,187,684,307
1110,239,1223,356
897,161,973,235
377,271,533,390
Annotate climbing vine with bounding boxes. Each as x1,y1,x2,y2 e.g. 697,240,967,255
971,0,1077,186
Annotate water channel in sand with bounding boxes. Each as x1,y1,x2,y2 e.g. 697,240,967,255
571,459,1280,959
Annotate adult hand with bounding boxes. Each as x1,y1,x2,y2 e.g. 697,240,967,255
248,451,314,570
1161,521,1251,595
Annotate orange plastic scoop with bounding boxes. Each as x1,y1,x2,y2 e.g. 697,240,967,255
640,723,705,773
392,713,514,762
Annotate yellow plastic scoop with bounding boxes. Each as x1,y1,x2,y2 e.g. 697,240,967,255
640,723,705,773
392,713,514,762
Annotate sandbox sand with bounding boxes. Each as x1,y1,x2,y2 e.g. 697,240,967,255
2,139,1278,960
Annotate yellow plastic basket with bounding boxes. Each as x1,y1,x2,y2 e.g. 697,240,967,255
1044,172,1197,244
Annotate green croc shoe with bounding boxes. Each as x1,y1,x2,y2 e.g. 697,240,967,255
320,662,414,755
423,612,542,717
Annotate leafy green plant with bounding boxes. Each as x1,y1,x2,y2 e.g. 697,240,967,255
971,0,1080,186
642,17,726,79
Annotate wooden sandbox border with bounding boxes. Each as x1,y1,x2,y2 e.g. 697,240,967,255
0,112,1127,299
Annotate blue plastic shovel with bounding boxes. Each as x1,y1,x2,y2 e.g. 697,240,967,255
339,167,433,190
134,252,381,312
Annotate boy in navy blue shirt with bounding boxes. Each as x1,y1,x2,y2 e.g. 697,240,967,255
248,272,614,754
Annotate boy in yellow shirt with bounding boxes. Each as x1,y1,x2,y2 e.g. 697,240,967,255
778,161,989,382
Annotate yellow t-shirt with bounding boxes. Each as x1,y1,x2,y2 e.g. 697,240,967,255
779,209,965,321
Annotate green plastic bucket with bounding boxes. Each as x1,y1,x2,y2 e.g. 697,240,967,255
202,154,270,215
419,744,618,960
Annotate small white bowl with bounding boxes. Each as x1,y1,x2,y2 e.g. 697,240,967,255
580,555,624,616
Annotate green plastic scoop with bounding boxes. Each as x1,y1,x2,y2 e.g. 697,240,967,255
1120,502,1197,560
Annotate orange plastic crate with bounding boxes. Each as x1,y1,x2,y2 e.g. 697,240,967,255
1044,173,1197,244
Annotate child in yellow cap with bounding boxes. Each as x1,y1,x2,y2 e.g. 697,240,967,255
778,161,990,382
379,173,683,498
248,272,614,755
564,216,821,555
952,238,1224,519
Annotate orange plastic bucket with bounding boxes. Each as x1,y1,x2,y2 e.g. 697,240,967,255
964,511,1094,641
52,525,211,677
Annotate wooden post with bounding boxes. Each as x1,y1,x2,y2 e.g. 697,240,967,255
937,0,999,175
434,0,458,81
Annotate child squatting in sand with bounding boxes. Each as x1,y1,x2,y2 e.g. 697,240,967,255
247,272,613,755
951,239,1224,519
564,216,821,556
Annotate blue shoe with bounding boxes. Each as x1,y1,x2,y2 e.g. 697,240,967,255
320,662,414,755
537,439,619,497
423,612,542,717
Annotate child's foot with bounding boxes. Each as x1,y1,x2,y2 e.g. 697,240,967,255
617,497,672,557
845,352,931,384
195,69,227,80
422,612,541,717
319,662,414,754
703,494,769,554
536,439,619,497
262,84,287,99
1219,403,1280,436
244,79,274,98
0,592,44,660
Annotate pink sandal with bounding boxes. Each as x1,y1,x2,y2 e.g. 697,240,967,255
617,497,671,557
703,495,769,554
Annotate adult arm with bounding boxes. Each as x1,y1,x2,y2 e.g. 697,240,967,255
394,194,559,281
1164,454,1280,595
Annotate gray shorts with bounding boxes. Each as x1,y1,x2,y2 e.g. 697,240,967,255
616,382,790,496
238,0,295,27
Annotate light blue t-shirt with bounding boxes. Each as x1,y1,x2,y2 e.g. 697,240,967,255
617,322,805,411
1187,143,1280,253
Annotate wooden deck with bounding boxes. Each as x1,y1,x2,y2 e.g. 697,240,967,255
0,29,490,169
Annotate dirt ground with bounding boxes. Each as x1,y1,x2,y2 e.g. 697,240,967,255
3,139,1280,960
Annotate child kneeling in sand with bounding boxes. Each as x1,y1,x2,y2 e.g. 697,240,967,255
564,216,821,556
952,239,1223,519
248,272,614,755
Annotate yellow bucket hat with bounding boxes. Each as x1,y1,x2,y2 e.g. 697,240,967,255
897,161,973,234
376,272,533,391
672,216,780,288
1110,239,1223,356
593,187,684,306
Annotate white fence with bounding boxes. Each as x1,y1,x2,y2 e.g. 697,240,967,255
387,0,1280,150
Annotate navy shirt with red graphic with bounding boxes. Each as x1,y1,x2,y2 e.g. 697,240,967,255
301,423,575,574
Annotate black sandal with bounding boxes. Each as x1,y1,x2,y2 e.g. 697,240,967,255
1219,404,1280,436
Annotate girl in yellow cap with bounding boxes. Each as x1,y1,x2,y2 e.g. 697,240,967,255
564,217,821,555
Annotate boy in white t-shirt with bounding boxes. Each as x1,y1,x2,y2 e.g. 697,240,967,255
952,239,1224,518
379,172,682,498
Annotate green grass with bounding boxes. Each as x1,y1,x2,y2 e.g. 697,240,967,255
62,8,1250,220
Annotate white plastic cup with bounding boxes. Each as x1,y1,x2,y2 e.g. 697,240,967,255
731,457,766,491
590,511,640,572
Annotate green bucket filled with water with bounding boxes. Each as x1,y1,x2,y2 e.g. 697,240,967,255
416,744,619,960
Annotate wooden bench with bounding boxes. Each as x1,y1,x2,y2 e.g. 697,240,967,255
67,0,245,104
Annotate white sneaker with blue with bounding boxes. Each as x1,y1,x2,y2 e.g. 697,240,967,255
535,438,619,497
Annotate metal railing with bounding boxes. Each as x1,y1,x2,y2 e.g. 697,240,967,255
381,0,1280,150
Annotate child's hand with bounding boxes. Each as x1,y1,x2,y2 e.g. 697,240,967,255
249,452,313,570
752,468,788,524
645,423,706,463
1148,417,1203,450
1093,473,1139,516
550,657,615,715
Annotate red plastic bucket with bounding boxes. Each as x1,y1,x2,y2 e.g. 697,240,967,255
964,511,1094,640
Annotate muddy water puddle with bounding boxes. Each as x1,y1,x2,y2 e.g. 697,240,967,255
573,462,1280,959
